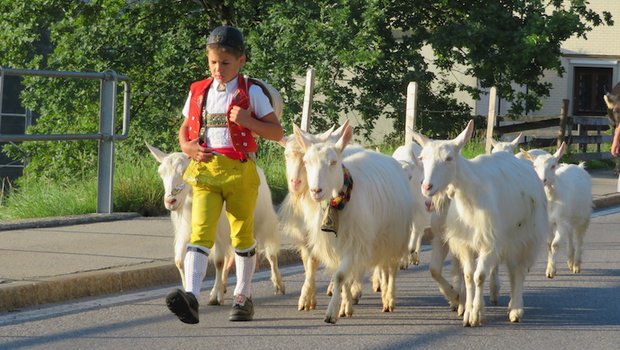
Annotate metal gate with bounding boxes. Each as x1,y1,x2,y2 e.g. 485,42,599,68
0,67,131,214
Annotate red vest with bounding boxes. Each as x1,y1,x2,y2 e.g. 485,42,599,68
186,76,258,157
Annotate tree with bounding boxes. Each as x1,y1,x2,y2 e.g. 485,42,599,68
0,0,612,181
420,0,614,115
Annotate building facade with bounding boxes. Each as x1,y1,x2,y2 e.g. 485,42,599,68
475,1,620,118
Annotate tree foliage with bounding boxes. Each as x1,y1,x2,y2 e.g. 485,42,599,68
0,0,612,181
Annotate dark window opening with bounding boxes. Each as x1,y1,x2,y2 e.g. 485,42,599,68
573,66,613,116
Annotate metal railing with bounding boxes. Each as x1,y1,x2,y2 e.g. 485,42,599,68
0,67,131,214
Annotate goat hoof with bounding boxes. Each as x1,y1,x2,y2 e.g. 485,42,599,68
509,308,523,323
207,299,222,306
324,316,337,324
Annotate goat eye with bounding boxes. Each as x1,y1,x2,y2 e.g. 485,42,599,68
329,160,337,166
551,165,556,170
446,156,453,161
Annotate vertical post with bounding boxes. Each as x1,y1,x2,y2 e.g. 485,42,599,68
301,68,314,132
97,71,117,214
0,67,4,121
578,122,587,153
558,99,569,148
485,87,497,154
405,82,418,146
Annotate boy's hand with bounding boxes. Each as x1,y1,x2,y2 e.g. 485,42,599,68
182,138,216,162
229,105,252,127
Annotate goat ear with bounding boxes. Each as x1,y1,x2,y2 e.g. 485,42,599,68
513,132,524,145
411,131,430,147
453,119,474,150
146,142,167,163
316,124,337,142
604,94,617,109
293,124,312,152
329,119,350,143
410,149,422,169
335,122,353,152
519,148,533,161
554,141,567,160
490,138,499,148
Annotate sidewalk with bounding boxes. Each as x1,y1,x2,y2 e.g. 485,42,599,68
1,169,619,312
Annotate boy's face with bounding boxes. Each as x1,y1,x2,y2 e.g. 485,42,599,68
207,49,246,85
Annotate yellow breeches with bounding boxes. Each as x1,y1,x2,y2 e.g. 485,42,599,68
183,155,259,251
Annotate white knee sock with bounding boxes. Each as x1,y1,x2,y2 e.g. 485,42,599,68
234,251,256,298
184,245,209,297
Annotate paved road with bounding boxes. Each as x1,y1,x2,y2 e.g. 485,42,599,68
0,168,618,313
1,207,619,350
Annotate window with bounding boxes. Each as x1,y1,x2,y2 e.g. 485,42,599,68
572,67,613,116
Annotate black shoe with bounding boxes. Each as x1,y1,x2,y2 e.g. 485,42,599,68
229,294,254,321
166,289,199,324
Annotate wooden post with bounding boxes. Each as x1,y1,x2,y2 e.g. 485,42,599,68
405,82,418,146
578,122,587,152
300,68,314,132
485,87,497,154
557,99,569,148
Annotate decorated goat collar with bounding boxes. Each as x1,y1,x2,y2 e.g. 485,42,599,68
329,165,353,210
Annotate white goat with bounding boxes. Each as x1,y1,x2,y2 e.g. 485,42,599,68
147,144,285,305
526,142,592,278
391,143,430,266
412,120,548,326
518,148,551,160
294,121,413,324
277,124,368,311
490,133,523,154
489,132,552,160
422,160,500,314
278,125,336,311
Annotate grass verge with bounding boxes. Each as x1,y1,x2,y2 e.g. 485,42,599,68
0,138,615,220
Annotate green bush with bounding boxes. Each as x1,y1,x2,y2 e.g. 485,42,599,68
0,142,289,220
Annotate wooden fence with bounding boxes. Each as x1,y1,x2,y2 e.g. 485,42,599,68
299,74,614,164
485,88,613,161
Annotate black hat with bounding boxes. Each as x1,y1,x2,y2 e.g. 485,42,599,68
207,26,245,53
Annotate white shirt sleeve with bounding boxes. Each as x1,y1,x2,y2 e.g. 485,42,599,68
248,84,274,119
182,92,191,118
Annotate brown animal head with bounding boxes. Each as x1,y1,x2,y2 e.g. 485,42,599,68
604,82,620,128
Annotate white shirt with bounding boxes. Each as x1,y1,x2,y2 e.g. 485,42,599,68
182,76,274,148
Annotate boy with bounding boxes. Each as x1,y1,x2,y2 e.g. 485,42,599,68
166,25,283,324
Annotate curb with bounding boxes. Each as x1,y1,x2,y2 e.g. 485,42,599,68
0,212,141,231
0,261,179,311
593,193,620,210
0,248,301,313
